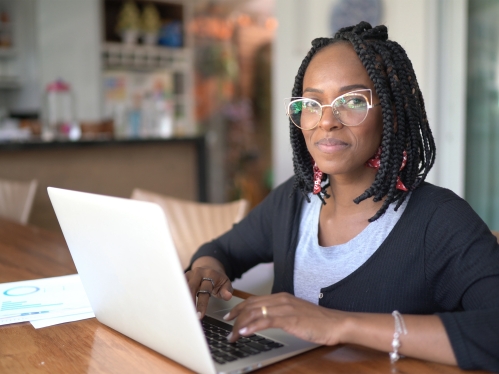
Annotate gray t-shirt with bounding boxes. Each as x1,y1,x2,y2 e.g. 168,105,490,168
294,194,410,304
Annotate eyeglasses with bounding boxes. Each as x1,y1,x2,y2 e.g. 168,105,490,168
284,89,380,130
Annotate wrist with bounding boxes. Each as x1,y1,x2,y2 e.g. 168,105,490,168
337,312,365,345
333,311,358,345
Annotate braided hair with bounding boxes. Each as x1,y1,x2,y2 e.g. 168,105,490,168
290,22,436,221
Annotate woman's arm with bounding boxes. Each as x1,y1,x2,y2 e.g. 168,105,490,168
344,312,456,365
188,178,298,280
423,195,499,370
224,293,457,365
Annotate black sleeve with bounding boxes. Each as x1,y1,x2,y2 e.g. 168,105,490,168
188,179,293,280
424,195,499,371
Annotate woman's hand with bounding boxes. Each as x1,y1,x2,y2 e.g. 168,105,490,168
185,256,233,319
224,292,349,345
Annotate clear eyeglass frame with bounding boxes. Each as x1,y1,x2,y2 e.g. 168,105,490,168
284,88,380,130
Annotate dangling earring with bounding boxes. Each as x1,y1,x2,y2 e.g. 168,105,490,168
313,162,323,194
365,147,408,192
365,146,382,169
396,151,408,191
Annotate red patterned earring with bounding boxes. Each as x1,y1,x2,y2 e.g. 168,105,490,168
365,147,408,192
365,146,382,169
396,151,408,191
313,162,323,194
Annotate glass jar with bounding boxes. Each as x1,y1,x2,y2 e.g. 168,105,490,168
42,79,80,141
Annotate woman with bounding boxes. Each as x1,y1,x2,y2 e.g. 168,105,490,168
186,22,499,371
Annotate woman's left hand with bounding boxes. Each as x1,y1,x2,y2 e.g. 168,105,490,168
225,292,349,345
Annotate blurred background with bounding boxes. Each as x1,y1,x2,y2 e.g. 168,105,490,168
0,0,498,233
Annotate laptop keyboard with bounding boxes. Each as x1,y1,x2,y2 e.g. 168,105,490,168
202,316,284,365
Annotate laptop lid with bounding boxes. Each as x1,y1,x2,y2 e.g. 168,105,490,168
48,187,319,374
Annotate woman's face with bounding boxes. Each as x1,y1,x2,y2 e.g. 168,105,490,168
301,42,383,180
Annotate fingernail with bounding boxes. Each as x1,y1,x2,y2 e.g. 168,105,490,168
227,332,233,340
223,312,230,320
239,327,248,335
197,312,202,319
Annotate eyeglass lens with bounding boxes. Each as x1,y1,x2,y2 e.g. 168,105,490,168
288,93,369,129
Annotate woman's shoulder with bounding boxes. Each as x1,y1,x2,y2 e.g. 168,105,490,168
264,175,301,202
249,175,303,214
411,182,464,206
401,182,479,227
272,175,298,193
408,182,488,231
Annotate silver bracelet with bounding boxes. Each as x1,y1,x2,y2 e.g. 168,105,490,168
389,310,408,363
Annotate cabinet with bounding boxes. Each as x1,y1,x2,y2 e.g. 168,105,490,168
0,137,207,232
101,0,194,139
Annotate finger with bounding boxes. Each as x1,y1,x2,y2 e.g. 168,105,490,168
187,269,218,301
228,305,273,342
224,294,273,321
186,270,204,303
196,291,211,319
227,294,294,340
201,277,215,291
213,278,233,300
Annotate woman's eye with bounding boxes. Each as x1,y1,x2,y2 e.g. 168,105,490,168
345,97,367,109
302,101,319,112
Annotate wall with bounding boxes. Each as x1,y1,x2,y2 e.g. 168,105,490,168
272,0,468,196
37,0,103,122
6,0,40,113
433,0,467,197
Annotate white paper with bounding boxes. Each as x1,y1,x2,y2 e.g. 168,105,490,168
30,311,95,329
0,274,93,326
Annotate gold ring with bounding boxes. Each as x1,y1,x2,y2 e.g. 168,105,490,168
261,306,267,318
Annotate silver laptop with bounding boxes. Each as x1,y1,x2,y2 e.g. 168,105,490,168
47,187,319,374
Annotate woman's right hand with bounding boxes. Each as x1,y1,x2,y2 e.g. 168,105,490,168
185,256,233,319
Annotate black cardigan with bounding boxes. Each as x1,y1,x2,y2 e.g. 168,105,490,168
191,177,499,371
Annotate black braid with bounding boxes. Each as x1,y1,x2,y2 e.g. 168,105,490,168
290,22,436,221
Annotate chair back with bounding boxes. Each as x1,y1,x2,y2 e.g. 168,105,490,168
0,179,38,225
131,188,249,269
492,231,499,243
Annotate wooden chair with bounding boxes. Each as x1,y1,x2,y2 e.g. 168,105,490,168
0,178,38,225
130,188,249,270
492,231,499,243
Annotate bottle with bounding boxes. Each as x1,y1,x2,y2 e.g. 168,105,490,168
141,92,156,138
42,79,80,141
127,93,142,138
155,93,173,138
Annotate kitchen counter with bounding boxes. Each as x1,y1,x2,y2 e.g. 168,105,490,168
0,136,207,232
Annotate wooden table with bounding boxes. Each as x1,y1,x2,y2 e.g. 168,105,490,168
0,219,490,374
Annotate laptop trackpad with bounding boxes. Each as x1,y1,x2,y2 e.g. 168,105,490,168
206,295,243,322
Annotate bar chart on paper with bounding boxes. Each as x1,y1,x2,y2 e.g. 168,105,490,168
0,274,94,326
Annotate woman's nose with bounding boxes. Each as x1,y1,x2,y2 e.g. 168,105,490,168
318,105,343,131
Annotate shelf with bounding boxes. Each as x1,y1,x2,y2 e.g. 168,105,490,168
101,1,194,138
0,135,206,155
102,42,189,71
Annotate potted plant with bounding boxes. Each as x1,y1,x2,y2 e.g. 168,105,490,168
141,3,162,45
115,1,141,44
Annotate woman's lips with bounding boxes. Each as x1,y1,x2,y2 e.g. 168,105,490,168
315,138,349,153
